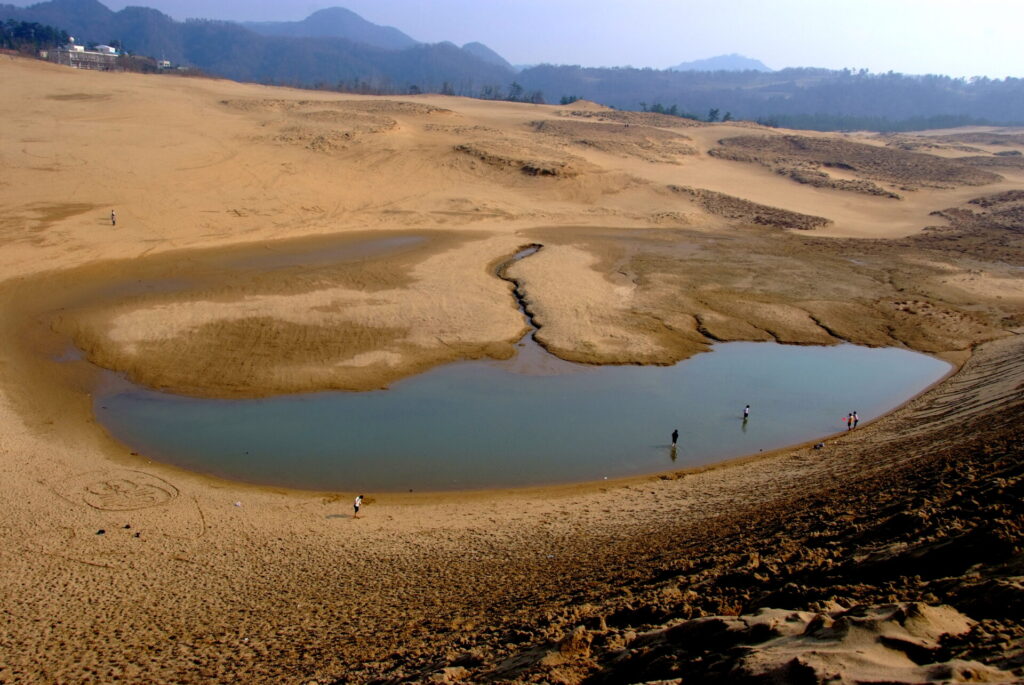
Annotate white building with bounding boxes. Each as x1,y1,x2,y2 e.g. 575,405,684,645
52,37,120,71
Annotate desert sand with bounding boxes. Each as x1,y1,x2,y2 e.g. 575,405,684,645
0,55,1022,683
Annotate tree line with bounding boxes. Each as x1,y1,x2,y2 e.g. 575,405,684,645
7,2,1024,134
638,103,734,122
515,64,1024,130
754,112,995,133
1,19,68,53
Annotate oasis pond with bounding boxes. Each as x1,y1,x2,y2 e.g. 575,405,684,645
95,337,950,492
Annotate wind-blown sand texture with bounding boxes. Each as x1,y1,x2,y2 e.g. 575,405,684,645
0,56,1022,683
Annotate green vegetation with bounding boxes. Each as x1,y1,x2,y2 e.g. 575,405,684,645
520,65,1024,131
474,81,544,104
755,113,996,133
638,102,701,120
1,19,68,53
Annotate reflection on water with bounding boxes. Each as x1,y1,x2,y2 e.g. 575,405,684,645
95,340,950,492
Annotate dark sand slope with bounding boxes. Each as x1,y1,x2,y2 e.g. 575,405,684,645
362,335,1024,684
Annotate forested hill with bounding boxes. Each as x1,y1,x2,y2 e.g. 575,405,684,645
0,0,514,92
515,65,1024,131
240,7,418,50
4,0,1024,131
670,53,771,72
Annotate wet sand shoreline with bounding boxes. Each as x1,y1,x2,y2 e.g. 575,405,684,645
5,331,1017,683
0,229,958,497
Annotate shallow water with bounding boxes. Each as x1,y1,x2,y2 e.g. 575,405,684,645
95,339,950,492
223,235,425,271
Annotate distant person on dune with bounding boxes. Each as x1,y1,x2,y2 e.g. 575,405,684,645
353,494,363,519
110,209,116,226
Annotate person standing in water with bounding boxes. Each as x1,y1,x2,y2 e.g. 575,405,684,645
671,429,679,447
743,405,750,420
353,494,363,519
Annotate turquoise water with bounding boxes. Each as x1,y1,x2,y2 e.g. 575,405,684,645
94,339,950,492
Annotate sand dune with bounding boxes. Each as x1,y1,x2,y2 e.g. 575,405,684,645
0,56,1022,682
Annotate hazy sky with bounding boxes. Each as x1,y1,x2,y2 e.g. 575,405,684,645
15,0,1024,77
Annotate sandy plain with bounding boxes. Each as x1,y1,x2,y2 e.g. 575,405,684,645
0,55,1022,683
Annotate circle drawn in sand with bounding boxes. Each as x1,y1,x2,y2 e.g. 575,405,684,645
76,472,179,511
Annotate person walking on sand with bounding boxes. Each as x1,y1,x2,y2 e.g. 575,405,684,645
110,209,116,226
353,494,363,519
853,411,859,428
671,429,679,447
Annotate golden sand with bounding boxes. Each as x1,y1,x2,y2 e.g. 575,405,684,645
0,56,1022,682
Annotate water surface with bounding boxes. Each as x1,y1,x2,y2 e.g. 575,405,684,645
224,235,425,271
95,340,950,492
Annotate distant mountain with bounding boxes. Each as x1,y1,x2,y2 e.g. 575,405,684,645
5,0,1023,131
0,0,188,60
670,53,772,72
240,7,418,51
0,0,114,42
461,42,513,70
517,64,1024,130
0,0,514,91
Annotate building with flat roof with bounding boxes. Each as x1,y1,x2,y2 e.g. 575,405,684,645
51,38,120,71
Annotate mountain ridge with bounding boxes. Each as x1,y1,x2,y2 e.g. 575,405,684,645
461,41,514,71
240,7,419,51
3,0,1024,130
670,53,772,72
0,0,515,90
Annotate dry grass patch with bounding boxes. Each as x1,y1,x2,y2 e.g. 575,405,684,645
531,119,697,163
668,185,832,230
711,134,1001,191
